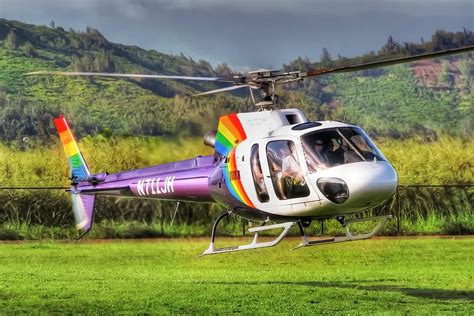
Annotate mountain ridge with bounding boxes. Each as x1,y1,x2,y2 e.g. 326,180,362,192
0,18,472,143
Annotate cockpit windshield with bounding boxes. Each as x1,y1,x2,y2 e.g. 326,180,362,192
301,127,386,173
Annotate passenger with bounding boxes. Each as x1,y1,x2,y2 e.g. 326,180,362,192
302,142,318,173
313,140,329,168
282,142,305,185
251,151,266,196
327,139,345,165
267,149,286,199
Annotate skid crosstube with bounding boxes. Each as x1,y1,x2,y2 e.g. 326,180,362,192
292,215,392,250
200,222,296,256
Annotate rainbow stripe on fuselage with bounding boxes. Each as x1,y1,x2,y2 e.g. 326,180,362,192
54,115,90,181
215,113,254,208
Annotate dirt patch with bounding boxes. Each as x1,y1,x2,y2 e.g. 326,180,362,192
411,60,462,89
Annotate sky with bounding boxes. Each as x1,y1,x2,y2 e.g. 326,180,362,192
0,0,473,70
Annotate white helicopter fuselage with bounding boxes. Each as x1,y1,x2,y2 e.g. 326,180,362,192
220,109,397,220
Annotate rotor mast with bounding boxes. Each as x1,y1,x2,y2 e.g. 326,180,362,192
245,69,303,110
255,81,277,110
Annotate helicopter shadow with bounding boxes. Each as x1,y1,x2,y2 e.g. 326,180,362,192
207,279,473,300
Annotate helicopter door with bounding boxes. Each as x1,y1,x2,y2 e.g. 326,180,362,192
264,140,317,204
249,144,270,203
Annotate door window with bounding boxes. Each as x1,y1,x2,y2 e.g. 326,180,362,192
266,140,310,200
250,144,269,202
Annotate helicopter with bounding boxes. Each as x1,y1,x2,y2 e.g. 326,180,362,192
25,45,473,256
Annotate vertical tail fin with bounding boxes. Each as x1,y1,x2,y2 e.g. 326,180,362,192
71,193,96,233
53,115,91,181
54,115,95,235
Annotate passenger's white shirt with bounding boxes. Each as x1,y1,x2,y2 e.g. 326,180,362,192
282,154,301,175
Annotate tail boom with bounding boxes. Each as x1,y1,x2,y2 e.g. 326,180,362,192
78,159,215,203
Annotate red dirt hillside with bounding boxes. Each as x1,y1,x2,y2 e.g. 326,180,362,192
411,60,462,89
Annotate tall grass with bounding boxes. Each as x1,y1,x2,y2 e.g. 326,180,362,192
379,136,473,184
0,135,472,239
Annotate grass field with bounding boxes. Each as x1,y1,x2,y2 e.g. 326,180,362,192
1,237,473,314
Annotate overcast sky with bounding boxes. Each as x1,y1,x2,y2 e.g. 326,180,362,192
1,0,473,70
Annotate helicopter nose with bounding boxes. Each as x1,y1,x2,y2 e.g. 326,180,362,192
343,161,398,207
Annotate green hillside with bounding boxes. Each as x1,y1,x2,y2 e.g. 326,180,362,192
0,18,472,143
0,19,244,143
329,64,473,137
284,35,473,137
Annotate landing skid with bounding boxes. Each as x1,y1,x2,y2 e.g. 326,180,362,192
199,212,391,256
292,215,392,250
200,211,296,256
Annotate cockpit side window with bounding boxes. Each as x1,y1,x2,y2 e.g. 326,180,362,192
250,144,269,203
266,140,310,200
301,127,386,173
339,128,386,162
302,129,358,172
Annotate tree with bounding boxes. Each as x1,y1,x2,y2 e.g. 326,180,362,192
320,48,332,67
23,42,35,57
94,50,115,72
5,31,18,49
50,20,55,28
285,56,312,71
215,63,233,76
458,59,473,93
379,35,401,56
438,61,452,87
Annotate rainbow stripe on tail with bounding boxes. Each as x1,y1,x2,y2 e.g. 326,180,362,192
54,115,90,181
54,115,95,233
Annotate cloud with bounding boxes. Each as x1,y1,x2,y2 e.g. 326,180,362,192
0,0,472,68
117,0,473,17
4,0,470,18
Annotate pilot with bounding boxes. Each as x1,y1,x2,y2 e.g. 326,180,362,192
353,136,376,160
344,152,358,163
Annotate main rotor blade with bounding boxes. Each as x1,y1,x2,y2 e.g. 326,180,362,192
305,45,474,78
25,71,236,83
0,186,69,190
192,84,250,97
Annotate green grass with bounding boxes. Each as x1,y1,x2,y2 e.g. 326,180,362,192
0,237,473,313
